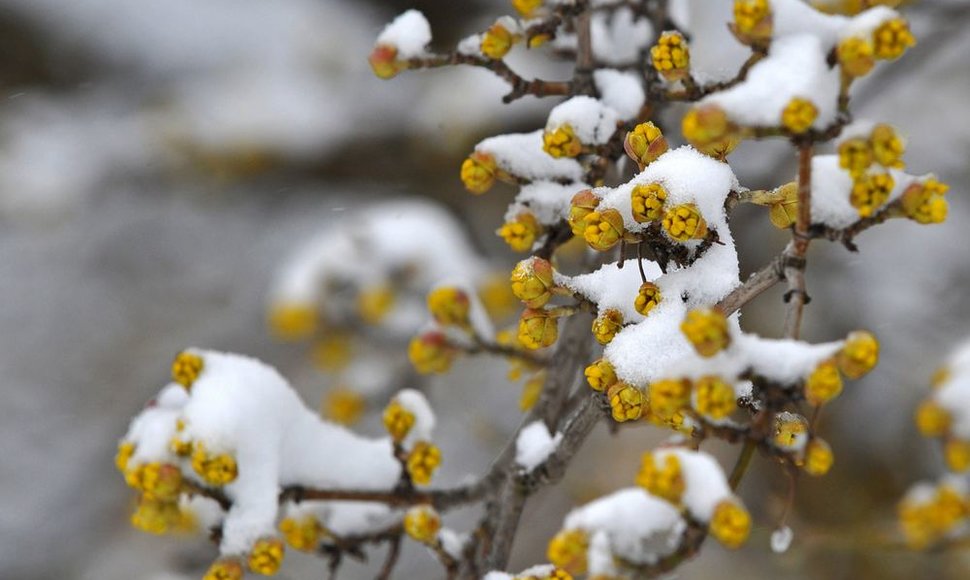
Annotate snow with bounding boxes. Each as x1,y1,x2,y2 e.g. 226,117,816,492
594,70,646,121
546,96,620,146
375,10,432,58
734,334,844,385
932,340,970,440
476,131,585,182
515,421,563,471
811,155,928,228
505,181,589,226
562,261,664,323
655,448,735,521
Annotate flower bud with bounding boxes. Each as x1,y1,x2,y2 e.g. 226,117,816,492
368,44,406,80
607,382,645,422
710,499,752,549
312,334,353,372
945,439,970,472
191,442,238,486
498,212,543,253
805,359,843,406
115,441,135,473
873,18,915,60
731,0,772,47
567,189,601,236
693,375,736,420
900,179,949,225
518,308,558,350
357,285,395,324
915,400,950,437
427,286,471,328
773,412,809,451
584,358,618,392
510,258,556,308
636,452,685,504
634,281,662,316
542,124,583,158
512,0,543,18
519,372,544,411
268,303,318,341
323,387,366,426
172,350,204,390
682,105,740,159
781,97,817,134
204,559,244,580
481,21,517,60
648,378,692,420
583,208,625,251
870,124,905,169
837,330,879,379
837,138,873,178
651,31,690,82
279,516,324,551
681,308,730,357
404,505,441,544
131,497,181,535
624,122,669,169
383,399,416,443
547,529,588,575
460,152,498,194
850,172,894,217
407,441,442,485
837,36,876,78
631,183,668,223
663,203,709,242
248,537,285,576
592,309,624,345
407,331,457,374
801,438,834,477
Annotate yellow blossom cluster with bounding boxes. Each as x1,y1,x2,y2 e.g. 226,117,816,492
650,31,690,82
542,124,583,158
407,441,442,485
404,504,442,544
899,484,969,549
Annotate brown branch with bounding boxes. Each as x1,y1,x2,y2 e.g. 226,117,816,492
782,144,814,339
715,255,785,316
405,54,572,103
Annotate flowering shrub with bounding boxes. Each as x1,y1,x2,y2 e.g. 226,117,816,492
116,0,954,578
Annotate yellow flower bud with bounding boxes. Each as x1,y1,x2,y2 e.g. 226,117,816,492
838,330,879,379
512,0,544,18
584,358,618,392
693,375,736,420
369,44,406,80
607,382,645,422
710,500,752,549
115,441,135,473
648,378,692,420
682,105,740,159
311,334,353,372
170,434,192,457
631,183,668,223
915,400,950,437
543,124,583,158
870,124,905,169
837,138,873,178
511,258,556,308
498,212,543,253
427,286,471,328
802,438,834,477
837,36,875,78
404,505,441,544
547,529,588,575
634,281,662,317
383,399,416,443
568,189,600,236
805,359,843,406
461,152,498,195
407,441,442,485
191,442,238,486
205,559,245,580
407,331,457,374
357,285,395,324
172,351,204,390
624,122,669,169
131,497,182,535
518,308,559,350
248,537,285,576
900,179,949,225
681,308,730,357
583,208,625,251
773,412,809,450
662,203,708,242
591,309,624,345
481,22,517,60
520,372,545,411
651,31,691,82
268,303,317,341
479,273,519,319
873,18,915,60
781,97,818,134
731,0,772,47
323,387,366,426
945,439,970,472
636,452,685,504
850,172,894,217
279,516,324,551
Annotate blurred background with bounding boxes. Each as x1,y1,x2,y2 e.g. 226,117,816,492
1,0,968,578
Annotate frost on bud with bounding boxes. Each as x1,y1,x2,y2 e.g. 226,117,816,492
204,559,245,580
268,303,318,341
681,308,730,357
461,152,498,195
427,286,471,328
805,359,843,406
693,375,736,420
651,31,690,82
172,351,204,390
592,309,624,345
357,285,395,324
837,138,873,178
837,37,875,78
248,537,285,576
583,208,625,251
914,400,950,437
584,358,618,392
383,399,416,442
870,124,905,169
511,258,555,308
542,124,583,158
849,172,894,217
407,441,442,485
837,330,879,379
547,529,588,575
648,378,692,420
279,516,324,552
873,18,915,60
636,452,685,504
607,382,645,422
512,0,543,18
662,203,708,242
369,44,406,80
624,122,669,169
709,499,752,549
518,308,558,350
408,331,457,374
731,0,772,47
634,281,662,316
682,105,740,159
498,212,543,253
481,20,518,60
404,505,441,544
568,189,600,236
801,438,834,477
191,442,239,486
772,412,809,451
631,183,667,224
944,439,970,473
900,178,949,225
781,97,818,134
